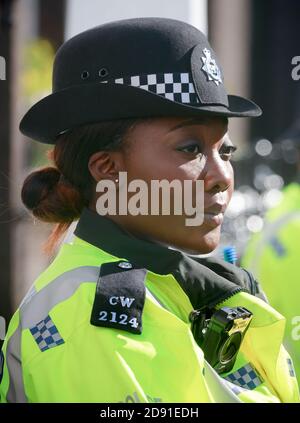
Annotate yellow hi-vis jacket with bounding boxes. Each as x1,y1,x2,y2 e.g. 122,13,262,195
1,209,299,403
243,183,300,383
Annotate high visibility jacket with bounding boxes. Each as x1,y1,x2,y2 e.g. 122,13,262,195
1,209,299,403
243,183,300,383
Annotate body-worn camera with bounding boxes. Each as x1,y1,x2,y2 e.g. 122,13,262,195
189,306,253,374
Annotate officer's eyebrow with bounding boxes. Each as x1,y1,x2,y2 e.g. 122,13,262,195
168,117,228,133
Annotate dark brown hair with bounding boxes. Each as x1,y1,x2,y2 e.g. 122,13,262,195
21,119,141,254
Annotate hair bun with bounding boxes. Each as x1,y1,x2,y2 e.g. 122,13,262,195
21,166,85,223
21,167,61,211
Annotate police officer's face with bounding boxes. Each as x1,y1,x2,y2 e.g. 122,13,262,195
91,116,234,254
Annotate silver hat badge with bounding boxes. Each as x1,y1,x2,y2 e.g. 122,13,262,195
201,48,222,86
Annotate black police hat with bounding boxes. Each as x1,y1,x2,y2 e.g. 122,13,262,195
20,17,262,144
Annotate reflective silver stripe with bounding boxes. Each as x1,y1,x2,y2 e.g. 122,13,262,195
20,266,100,328
145,287,168,310
6,325,27,403
248,211,300,277
204,361,242,403
19,285,37,309
5,265,100,402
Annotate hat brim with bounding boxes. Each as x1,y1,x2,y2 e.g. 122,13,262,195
20,82,262,144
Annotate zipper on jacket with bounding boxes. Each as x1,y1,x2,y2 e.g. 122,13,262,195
204,286,245,311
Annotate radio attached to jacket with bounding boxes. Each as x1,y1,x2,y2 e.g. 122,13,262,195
189,306,253,374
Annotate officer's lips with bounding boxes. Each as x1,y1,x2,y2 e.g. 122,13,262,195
203,203,227,227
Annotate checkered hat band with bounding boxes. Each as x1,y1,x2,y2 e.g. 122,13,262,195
102,72,200,105
30,315,65,352
224,363,263,391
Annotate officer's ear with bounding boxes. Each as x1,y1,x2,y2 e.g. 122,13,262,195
88,151,124,182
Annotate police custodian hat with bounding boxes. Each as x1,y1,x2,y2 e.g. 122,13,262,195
20,17,262,144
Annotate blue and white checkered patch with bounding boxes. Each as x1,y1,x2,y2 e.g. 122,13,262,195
224,363,262,390
30,315,64,352
287,358,296,377
102,72,200,105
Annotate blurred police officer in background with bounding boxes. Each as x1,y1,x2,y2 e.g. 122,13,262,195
243,119,300,382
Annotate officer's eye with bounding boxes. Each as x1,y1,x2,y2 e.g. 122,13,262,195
219,145,237,161
177,143,202,155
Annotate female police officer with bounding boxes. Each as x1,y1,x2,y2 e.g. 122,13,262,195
0,18,299,403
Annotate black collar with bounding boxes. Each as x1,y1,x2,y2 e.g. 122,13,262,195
75,208,248,309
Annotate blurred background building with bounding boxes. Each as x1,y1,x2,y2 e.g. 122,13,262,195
1,0,300,331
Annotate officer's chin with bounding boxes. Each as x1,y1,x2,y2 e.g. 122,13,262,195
181,226,221,255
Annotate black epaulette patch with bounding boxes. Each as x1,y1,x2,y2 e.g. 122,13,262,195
90,260,147,334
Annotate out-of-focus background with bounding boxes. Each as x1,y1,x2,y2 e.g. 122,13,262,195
1,0,300,326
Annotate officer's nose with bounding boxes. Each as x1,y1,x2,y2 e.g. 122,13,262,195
203,153,232,194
